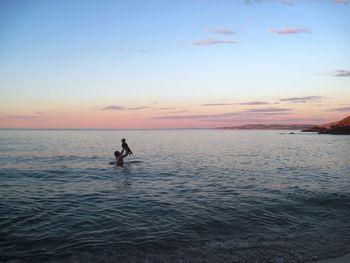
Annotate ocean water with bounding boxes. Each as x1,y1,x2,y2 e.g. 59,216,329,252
0,129,349,263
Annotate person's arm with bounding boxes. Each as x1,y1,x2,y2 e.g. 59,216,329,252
121,147,124,154
128,147,133,155
122,152,128,158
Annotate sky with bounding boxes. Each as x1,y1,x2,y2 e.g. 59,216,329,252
0,0,349,129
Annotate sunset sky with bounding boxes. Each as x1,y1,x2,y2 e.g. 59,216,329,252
0,0,349,128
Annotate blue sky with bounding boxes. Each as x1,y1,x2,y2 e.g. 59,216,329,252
0,0,349,128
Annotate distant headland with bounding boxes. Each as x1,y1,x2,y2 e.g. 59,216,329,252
215,124,315,130
215,115,350,135
302,116,350,135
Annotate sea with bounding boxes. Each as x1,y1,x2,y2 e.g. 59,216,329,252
0,129,349,263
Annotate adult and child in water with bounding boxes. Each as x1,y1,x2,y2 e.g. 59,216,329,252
113,138,133,166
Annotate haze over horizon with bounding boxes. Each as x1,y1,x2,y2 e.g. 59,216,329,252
1,0,349,129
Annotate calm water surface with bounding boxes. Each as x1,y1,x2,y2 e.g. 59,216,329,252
0,130,349,262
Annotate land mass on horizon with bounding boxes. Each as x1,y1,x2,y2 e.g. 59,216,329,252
215,124,315,130
215,116,350,134
302,116,350,135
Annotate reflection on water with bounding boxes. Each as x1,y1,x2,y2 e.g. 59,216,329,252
0,129,349,263
114,167,132,191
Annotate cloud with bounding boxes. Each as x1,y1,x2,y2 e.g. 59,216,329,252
167,110,188,114
328,106,350,112
280,96,323,103
239,101,270,105
154,114,214,120
194,38,237,45
333,70,350,77
154,109,291,120
208,28,235,35
153,107,175,110
201,103,234,106
334,0,349,4
102,105,124,110
270,27,310,34
200,116,299,124
245,107,291,112
154,111,295,125
201,101,269,106
255,112,292,115
102,105,149,111
154,111,242,120
280,0,295,5
116,48,125,52
8,115,38,119
128,106,150,111
216,112,243,118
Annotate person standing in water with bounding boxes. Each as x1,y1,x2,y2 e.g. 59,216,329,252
114,151,128,166
121,138,133,156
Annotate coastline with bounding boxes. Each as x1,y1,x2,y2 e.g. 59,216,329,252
313,253,350,263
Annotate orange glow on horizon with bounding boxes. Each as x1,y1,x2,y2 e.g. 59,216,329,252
1,107,348,129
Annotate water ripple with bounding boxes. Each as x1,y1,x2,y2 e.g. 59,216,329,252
1,130,349,262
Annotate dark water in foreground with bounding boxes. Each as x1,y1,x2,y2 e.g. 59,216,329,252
0,130,349,263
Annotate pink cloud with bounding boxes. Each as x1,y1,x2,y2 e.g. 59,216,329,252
329,106,350,112
270,27,310,34
333,70,350,77
102,105,124,110
154,114,215,120
280,96,323,103
127,106,150,110
194,38,237,45
154,108,292,120
201,103,234,106
153,107,175,110
167,110,188,114
7,115,38,119
244,107,291,113
201,101,269,106
101,105,150,111
239,101,269,105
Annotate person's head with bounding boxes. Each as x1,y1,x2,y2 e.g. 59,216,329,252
114,151,120,157
121,138,126,143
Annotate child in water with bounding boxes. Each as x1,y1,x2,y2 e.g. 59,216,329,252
121,138,133,156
